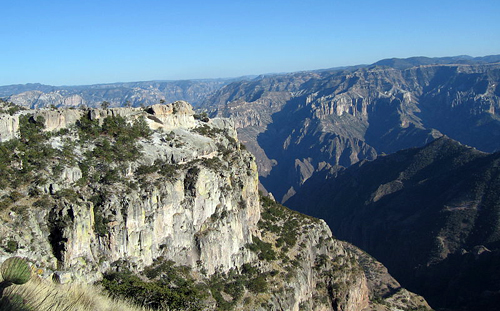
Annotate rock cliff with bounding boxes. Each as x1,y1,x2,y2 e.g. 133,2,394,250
0,102,429,310
0,100,197,142
0,101,258,277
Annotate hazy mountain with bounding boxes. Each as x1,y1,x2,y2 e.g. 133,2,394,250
372,54,500,69
0,78,254,109
203,56,500,202
287,137,500,310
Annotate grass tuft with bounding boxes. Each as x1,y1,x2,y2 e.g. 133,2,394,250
0,277,152,311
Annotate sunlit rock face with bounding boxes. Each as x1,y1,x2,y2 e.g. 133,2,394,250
0,101,259,278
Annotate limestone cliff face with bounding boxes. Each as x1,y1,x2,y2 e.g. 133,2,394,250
277,219,370,311
0,114,19,141
240,197,429,311
0,101,197,142
0,101,259,279
55,151,260,279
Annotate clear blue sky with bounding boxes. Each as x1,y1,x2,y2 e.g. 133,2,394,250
1,0,499,86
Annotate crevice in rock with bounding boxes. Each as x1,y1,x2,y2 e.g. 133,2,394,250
48,209,69,263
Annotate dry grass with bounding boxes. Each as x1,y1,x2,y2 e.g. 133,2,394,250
0,276,153,311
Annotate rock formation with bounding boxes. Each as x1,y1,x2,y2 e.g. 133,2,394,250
0,101,197,142
0,101,429,310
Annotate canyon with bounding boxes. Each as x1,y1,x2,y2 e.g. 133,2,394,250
3,55,500,310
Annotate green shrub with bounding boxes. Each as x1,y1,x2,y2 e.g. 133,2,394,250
184,167,200,193
155,160,178,177
193,112,209,122
33,196,52,209
93,211,109,237
192,124,224,138
241,263,258,276
246,236,276,261
7,105,24,116
202,157,224,171
91,193,110,237
135,165,157,175
76,114,100,140
55,189,79,203
5,240,18,253
19,115,46,144
224,279,244,301
246,275,268,294
101,168,120,185
314,254,330,271
131,116,152,139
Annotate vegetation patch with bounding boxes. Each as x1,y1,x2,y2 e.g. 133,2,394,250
102,260,209,311
192,124,224,138
246,236,276,261
258,194,318,251
0,114,54,190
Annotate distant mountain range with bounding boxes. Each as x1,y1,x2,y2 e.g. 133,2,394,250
3,55,499,110
372,54,500,69
0,78,253,109
203,55,500,203
4,54,499,202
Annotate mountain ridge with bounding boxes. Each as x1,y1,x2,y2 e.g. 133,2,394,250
372,54,500,69
0,78,254,109
3,54,499,111
286,136,500,310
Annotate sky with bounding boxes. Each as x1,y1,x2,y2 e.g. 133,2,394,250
1,0,499,86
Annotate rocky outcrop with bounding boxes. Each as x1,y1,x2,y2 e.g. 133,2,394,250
0,114,19,141
34,109,85,131
0,101,197,142
0,104,257,279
